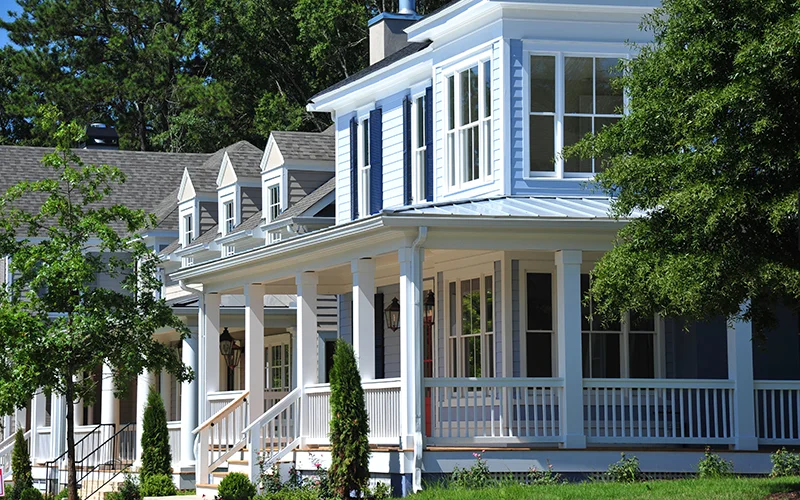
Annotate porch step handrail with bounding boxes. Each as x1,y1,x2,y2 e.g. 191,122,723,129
195,391,250,486
0,429,30,477
192,390,249,435
244,388,302,475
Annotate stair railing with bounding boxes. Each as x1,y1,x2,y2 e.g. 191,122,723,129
43,423,115,497
192,391,249,486
242,387,301,479
0,429,30,478
79,422,137,500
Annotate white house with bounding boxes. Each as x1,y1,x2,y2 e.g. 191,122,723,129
168,0,800,496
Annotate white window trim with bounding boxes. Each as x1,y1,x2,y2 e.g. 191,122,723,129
267,184,281,223
411,92,427,204
523,51,629,180
443,51,494,193
357,114,371,219
444,264,496,379
182,213,194,247
222,200,235,235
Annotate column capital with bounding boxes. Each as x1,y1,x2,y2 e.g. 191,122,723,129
296,271,319,286
555,249,583,267
351,257,376,274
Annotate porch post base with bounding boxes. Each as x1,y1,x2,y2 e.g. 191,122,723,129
561,434,587,449
401,474,414,498
733,435,759,451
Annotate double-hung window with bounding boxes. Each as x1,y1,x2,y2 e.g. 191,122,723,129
182,214,193,246
529,54,624,176
267,185,280,222
358,117,371,217
223,201,235,234
447,274,495,378
445,60,492,189
411,95,427,203
526,273,554,377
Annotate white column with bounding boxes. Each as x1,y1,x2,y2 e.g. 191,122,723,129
100,363,119,427
180,330,198,468
352,258,376,381
399,244,424,493
50,393,66,459
205,292,221,398
29,392,46,464
296,272,318,442
555,250,586,449
71,374,84,428
160,371,172,421
245,284,265,419
135,371,156,463
727,309,758,450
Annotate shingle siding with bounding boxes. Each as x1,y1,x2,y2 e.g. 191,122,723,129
289,170,332,207
199,201,218,236
241,186,262,223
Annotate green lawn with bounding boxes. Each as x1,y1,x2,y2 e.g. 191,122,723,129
412,477,800,499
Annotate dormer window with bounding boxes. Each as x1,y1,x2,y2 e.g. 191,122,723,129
223,201,235,234
445,60,492,190
182,214,194,246
411,95,427,203
528,54,623,177
267,185,281,222
358,117,371,218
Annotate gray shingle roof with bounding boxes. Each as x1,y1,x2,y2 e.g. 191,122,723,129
226,141,263,178
190,140,261,192
275,177,335,222
271,131,335,162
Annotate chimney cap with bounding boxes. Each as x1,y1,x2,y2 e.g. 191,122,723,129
368,11,422,27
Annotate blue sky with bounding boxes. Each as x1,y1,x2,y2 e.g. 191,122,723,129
0,0,18,47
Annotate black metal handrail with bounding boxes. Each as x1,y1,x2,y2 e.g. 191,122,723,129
79,423,137,500
43,423,115,497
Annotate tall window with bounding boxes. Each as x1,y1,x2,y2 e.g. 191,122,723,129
223,201,235,234
358,117,370,217
526,273,553,377
182,214,193,246
529,55,623,176
412,95,427,203
447,274,494,378
445,60,492,189
268,185,281,222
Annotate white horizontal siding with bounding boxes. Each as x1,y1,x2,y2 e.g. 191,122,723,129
336,114,353,224
379,92,407,210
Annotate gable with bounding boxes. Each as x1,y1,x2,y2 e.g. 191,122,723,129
263,137,286,173
217,152,239,188
178,169,196,203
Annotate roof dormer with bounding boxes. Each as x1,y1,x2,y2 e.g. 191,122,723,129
216,142,263,237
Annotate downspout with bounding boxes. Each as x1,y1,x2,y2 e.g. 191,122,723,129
411,227,427,493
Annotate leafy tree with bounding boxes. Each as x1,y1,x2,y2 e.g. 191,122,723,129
10,428,32,500
0,106,192,500
565,0,800,332
140,389,172,479
328,339,370,498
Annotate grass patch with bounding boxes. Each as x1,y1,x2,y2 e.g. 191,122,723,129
412,476,800,499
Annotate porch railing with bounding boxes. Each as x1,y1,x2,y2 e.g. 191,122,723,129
193,391,249,486
244,388,301,474
754,380,800,444
423,378,565,446
265,389,290,413
306,378,402,445
583,379,736,444
207,390,246,418
167,421,181,465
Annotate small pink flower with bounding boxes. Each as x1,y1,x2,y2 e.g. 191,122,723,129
481,450,486,453
548,464,553,469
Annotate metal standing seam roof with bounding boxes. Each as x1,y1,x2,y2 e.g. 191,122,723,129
383,196,642,219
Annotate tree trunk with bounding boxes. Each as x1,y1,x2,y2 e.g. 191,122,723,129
65,376,79,500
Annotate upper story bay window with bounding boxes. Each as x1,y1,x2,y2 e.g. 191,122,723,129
446,60,492,190
529,54,624,177
358,117,371,218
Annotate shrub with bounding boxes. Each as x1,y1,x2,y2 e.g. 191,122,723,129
450,451,493,489
11,429,32,500
140,388,172,480
697,447,733,478
259,463,282,494
105,474,140,500
253,491,320,500
217,473,257,500
53,489,80,500
771,448,800,477
18,488,42,500
365,482,391,500
328,340,370,498
527,461,562,485
139,474,176,497
606,453,643,483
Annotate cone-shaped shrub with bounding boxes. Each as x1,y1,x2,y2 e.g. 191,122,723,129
140,387,172,479
328,340,370,498
11,428,32,500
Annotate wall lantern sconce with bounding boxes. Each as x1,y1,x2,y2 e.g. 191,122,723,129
423,291,435,324
384,297,401,332
219,327,243,369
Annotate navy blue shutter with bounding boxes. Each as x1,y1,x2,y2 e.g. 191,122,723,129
424,86,434,202
350,117,358,220
402,95,412,206
369,108,383,215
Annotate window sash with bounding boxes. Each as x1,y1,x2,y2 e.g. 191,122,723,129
358,117,371,217
223,201,235,234
446,272,495,378
183,215,193,245
268,186,280,222
412,96,427,203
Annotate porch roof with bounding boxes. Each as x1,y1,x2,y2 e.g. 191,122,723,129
385,196,639,219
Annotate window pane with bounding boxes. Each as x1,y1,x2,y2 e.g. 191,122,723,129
485,275,493,332
592,333,620,378
416,97,425,147
470,66,479,123
563,116,593,173
449,282,457,337
450,338,457,376
363,119,370,165
462,279,481,335
464,336,481,377
448,76,455,130
530,56,555,113
630,333,655,378
565,57,593,114
529,115,554,172
486,333,494,377
630,311,656,332
460,70,469,126
596,58,623,114
472,126,480,181
527,273,552,331
593,117,620,172
582,332,590,377
484,60,491,117
448,133,456,185
526,332,552,377
580,274,590,331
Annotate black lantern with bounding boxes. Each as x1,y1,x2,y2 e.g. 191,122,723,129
384,297,401,332
423,291,435,324
219,327,243,369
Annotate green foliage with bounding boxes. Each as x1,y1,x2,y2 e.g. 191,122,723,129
52,489,79,500
18,488,42,500
328,340,370,498
451,451,494,490
139,474,177,498
605,453,643,483
697,448,733,479
770,448,800,477
217,473,257,500
253,490,320,500
365,482,391,500
104,475,140,500
527,461,563,486
0,110,191,500
140,389,172,479
563,0,800,331
11,429,32,499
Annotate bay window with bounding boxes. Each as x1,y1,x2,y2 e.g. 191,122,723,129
445,59,492,189
447,274,494,378
528,54,624,176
